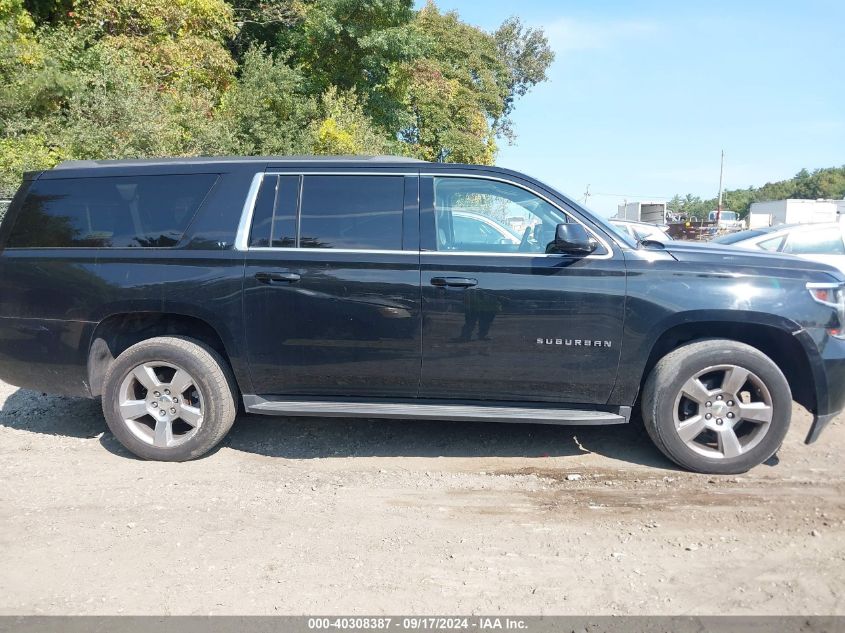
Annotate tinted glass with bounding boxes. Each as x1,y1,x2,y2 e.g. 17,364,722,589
271,176,298,248
7,174,216,248
248,175,298,248
249,176,277,247
433,177,569,253
453,214,511,244
783,229,845,255
299,176,403,250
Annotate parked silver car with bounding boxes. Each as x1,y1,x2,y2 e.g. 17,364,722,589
713,223,845,275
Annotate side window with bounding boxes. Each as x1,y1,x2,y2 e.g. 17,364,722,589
248,176,277,247
433,177,570,253
783,230,845,255
299,176,404,250
757,236,785,252
7,174,217,248
249,175,297,248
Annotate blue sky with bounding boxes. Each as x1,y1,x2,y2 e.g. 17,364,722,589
416,1,845,216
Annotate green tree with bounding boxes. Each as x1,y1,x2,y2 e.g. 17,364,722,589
312,86,394,155
0,0,554,195
211,46,317,156
493,16,555,140
75,0,238,91
396,4,552,164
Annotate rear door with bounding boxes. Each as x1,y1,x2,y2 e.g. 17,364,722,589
242,169,422,397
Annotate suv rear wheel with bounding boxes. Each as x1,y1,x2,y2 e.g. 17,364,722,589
642,339,791,474
102,336,237,461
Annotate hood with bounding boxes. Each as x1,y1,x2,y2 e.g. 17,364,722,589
658,240,845,282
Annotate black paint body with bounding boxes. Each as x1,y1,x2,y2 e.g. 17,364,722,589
0,158,843,444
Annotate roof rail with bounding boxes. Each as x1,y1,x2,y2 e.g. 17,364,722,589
53,155,427,169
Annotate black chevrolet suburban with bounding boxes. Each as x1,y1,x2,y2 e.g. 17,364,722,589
0,156,843,473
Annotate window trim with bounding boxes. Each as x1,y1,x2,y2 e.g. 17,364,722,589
234,170,615,259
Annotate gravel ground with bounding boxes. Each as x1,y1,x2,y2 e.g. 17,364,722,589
0,379,843,615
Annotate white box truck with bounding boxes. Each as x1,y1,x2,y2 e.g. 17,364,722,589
615,201,667,224
748,199,840,228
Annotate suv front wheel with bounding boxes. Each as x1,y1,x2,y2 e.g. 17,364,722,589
102,336,237,461
642,339,792,474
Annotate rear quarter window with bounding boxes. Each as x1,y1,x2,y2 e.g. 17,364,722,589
6,174,218,248
783,229,845,255
756,236,785,251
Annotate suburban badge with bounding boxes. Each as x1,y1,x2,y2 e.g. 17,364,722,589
537,338,613,348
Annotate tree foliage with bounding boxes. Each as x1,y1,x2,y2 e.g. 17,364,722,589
669,166,845,220
0,0,554,196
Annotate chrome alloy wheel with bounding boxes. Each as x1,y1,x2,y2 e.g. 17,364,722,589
117,362,204,448
672,364,774,459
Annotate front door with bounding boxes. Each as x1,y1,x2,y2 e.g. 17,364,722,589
419,172,626,404
243,170,422,397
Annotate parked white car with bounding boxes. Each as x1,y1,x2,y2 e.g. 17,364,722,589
713,223,845,275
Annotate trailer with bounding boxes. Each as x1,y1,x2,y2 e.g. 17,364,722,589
748,199,840,228
615,201,667,224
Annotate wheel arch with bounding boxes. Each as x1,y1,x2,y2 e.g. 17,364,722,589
87,312,242,398
639,316,817,414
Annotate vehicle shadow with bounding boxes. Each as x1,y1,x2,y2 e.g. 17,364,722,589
0,388,678,470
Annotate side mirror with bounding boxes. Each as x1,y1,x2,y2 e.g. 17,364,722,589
551,223,598,255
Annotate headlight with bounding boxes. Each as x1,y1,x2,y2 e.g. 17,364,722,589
807,282,845,338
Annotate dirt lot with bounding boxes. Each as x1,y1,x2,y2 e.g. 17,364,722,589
0,379,843,615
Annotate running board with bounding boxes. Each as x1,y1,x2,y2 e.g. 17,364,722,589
242,396,629,426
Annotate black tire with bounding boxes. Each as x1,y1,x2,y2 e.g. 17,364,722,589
101,336,237,461
641,339,791,474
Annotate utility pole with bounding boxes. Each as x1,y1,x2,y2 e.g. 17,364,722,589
583,184,591,206
716,149,725,223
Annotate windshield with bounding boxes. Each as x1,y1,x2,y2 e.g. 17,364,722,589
710,211,738,221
